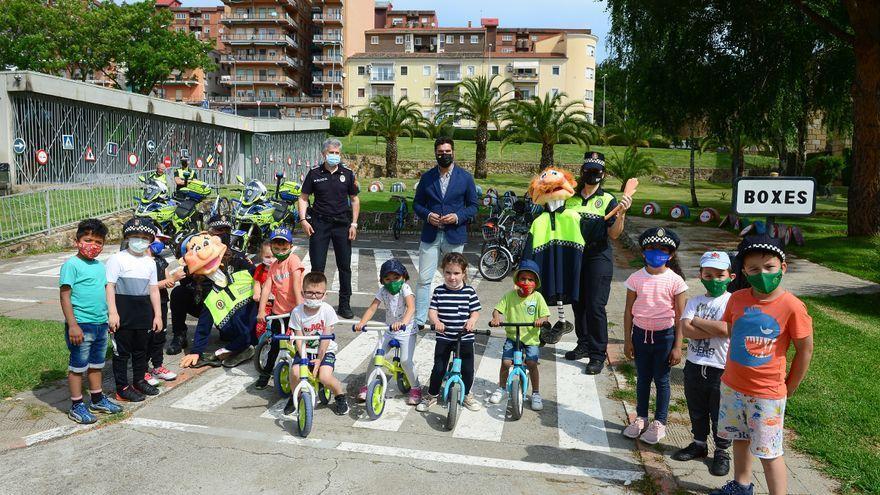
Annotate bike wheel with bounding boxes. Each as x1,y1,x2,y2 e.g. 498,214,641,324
318,383,331,405
508,374,524,421
445,382,462,431
253,334,271,375
479,247,512,281
216,197,230,216
273,361,291,397
396,371,411,394
366,376,386,420
296,391,314,438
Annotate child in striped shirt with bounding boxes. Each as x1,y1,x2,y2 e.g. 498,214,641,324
416,253,482,413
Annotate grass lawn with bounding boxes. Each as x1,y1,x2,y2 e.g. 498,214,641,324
791,293,880,493
0,317,69,398
343,135,778,170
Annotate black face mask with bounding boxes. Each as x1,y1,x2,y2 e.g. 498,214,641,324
583,170,603,185
217,232,231,247
436,154,454,168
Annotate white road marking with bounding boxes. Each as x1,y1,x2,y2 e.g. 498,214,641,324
23,424,91,446
35,266,61,276
171,367,254,412
0,297,39,303
554,341,611,452
467,265,483,291
125,417,643,482
330,247,359,292
34,286,57,291
372,249,393,280
453,336,506,441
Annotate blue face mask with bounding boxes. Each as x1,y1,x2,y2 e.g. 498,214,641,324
644,249,671,268
326,154,341,167
149,241,165,256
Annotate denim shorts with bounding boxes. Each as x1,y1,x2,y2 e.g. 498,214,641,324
65,322,109,372
502,338,540,363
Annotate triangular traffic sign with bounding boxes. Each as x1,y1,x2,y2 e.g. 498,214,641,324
84,146,96,162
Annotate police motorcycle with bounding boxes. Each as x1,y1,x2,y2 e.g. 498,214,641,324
133,174,212,250
230,173,301,254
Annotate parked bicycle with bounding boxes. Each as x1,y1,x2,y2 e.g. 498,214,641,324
389,195,411,240
478,198,534,281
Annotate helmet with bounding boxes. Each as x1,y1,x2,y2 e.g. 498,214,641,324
379,258,408,281
513,259,541,289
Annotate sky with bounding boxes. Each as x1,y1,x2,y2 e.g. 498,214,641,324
176,0,612,61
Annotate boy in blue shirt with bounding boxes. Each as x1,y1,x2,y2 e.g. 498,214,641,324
59,219,123,424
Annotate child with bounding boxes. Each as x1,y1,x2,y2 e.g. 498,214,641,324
59,219,123,423
709,235,813,495
674,251,735,476
255,228,304,389
252,241,274,341
106,218,163,402
355,259,421,405
144,235,178,386
287,271,349,415
416,252,482,413
489,260,550,411
622,227,687,444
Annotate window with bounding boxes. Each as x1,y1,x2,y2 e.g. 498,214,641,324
392,18,402,26
401,88,408,98
586,112,594,123
395,35,404,45
204,27,210,35
467,66,475,76
414,37,423,46
501,47,513,53
370,35,379,45
491,65,499,75
423,65,431,76
203,13,210,20
502,34,513,42
552,66,560,76
550,88,559,97
586,68,595,79
421,17,428,23
446,35,454,44
531,35,539,41
401,66,408,75
460,35,465,44
587,45,596,57
470,35,479,44
175,13,187,19
423,88,431,99
357,66,365,75
585,89,594,101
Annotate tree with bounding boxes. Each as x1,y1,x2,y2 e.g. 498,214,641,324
439,75,511,179
595,59,628,128
606,119,660,148
0,0,63,73
605,147,659,191
501,92,596,171
420,113,454,140
687,136,718,207
350,96,425,177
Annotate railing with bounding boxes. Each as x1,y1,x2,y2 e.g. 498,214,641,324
206,95,341,104
511,71,539,80
313,75,344,84
221,13,298,28
223,75,295,85
313,34,343,43
221,54,299,66
312,13,343,22
369,73,395,82
222,34,297,47
0,173,141,244
436,71,461,81
312,55,343,64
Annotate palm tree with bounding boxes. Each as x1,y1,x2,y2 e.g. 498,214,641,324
350,96,425,177
687,135,718,207
421,113,454,140
605,119,661,148
500,91,597,171
439,75,511,179
605,146,660,192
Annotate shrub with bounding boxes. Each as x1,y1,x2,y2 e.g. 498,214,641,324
328,116,354,136
648,136,672,148
452,127,502,141
805,155,846,187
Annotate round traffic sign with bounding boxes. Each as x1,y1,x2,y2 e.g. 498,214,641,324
128,153,139,167
13,138,26,154
217,163,224,175
163,156,171,167
35,149,48,165
216,143,223,154
287,156,292,166
146,140,156,153
195,158,204,169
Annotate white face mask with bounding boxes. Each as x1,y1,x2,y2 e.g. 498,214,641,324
262,257,274,266
128,238,150,254
303,298,323,309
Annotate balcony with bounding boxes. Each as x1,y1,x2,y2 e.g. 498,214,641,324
510,70,539,82
221,13,298,29
312,13,343,23
312,75,343,85
205,95,343,106
369,72,395,84
312,55,343,65
313,34,343,44
436,70,461,84
221,34,298,49
161,78,200,86
220,54,299,68
221,75,297,87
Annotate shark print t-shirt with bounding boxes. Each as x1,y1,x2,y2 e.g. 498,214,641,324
721,289,812,399
681,292,731,369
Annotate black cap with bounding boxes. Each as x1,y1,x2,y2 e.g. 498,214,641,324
638,226,680,250
207,214,233,231
123,217,157,239
582,151,606,171
737,234,786,262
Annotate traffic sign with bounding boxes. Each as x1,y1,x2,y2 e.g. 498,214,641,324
287,156,292,166
195,158,204,169
62,135,74,150
128,153,139,167
217,163,224,175
35,149,48,166
146,140,156,153
254,156,260,165
206,155,214,166
84,146,96,162
106,142,119,157
12,138,25,154
163,156,171,167
215,143,223,154
180,148,189,159
733,177,816,217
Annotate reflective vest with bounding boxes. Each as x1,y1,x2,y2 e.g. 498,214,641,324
526,208,585,304
205,269,254,329
566,191,615,219
175,167,197,183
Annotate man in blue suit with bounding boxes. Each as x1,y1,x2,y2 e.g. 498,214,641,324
412,137,479,326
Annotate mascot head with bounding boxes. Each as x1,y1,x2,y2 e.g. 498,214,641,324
528,167,576,211
182,232,227,276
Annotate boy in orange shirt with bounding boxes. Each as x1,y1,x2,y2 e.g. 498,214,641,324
710,234,814,495
254,227,304,389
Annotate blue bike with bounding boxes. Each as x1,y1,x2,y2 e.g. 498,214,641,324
488,321,550,420
441,328,491,431
390,195,410,240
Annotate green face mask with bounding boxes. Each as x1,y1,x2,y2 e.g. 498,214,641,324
383,279,404,295
274,250,290,261
701,278,731,297
747,271,783,294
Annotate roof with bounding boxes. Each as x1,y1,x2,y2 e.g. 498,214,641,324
348,52,567,60
155,0,181,6
496,27,593,34
366,27,485,34
387,10,437,15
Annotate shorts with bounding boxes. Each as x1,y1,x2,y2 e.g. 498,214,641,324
502,338,540,363
717,382,787,459
314,352,336,369
65,322,109,373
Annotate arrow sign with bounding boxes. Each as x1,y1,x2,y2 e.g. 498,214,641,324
36,149,48,165
13,138,25,154
195,157,204,169
106,142,119,157
216,143,223,154
146,140,156,153
84,146,96,162
128,153,139,167
62,134,74,150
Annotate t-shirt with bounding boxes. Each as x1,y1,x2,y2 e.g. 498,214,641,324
268,254,304,314
59,255,108,324
105,250,157,329
288,302,339,354
254,263,270,285
625,268,688,330
681,292,731,369
301,164,359,218
721,289,813,399
375,283,416,335
493,290,550,346
154,255,169,303
429,284,481,342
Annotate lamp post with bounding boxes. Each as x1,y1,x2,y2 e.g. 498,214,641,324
602,73,607,127
231,56,237,116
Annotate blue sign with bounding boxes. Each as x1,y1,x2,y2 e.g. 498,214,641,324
106,142,119,157
146,140,156,154
62,134,74,150
12,138,25,154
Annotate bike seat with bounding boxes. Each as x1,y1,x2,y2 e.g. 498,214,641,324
388,338,401,348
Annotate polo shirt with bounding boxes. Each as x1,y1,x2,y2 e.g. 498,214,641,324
301,164,359,218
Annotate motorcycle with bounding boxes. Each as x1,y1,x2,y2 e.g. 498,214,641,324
230,173,300,254
134,175,212,250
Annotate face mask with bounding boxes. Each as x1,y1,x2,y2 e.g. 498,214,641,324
701,278,731,297
303,298,323,309
436,154,454,168
383,279,405,295
274,250,290,261
128,238,150,254
217,232,231,247
515,280,536,296
262,257,275,266
583,170,603,185
747,271,783,294
77,241,103,260
644,249,671,268
149,241,165,256
326,154,341,167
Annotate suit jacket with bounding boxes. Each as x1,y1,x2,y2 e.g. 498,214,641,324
413,164,479,245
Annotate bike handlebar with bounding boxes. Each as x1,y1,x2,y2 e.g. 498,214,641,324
488,321,551,329
352,323,393,332
272,333,336,342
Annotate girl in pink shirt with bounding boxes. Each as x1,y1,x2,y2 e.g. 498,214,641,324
622,227,687,445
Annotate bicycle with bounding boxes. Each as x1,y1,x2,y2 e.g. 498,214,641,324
439,328,491,431
352,322,413,420
389,195,410,240
488,321,550,420
478,200,531,281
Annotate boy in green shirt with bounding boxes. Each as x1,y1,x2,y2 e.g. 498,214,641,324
489,260,550,410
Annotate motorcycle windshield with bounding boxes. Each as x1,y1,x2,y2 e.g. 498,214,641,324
142,184,164,202
242,180,267,205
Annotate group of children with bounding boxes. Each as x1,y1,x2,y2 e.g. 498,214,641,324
60,216,812,495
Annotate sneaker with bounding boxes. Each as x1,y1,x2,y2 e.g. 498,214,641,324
709,480,755,495
673,441,709,461
406,387,422,406
337,303,354,319
640,419,667,444
254,375,270,390
564,345,590,361
463,394,481,411
68,402,97,424
166,335,185,355
530,392,544,411
357,386,367,402
221,346,255,368
335,395,350,416
623,416,648,439
415,393,437,412
133,380,160,396
283,397,295,416
89,395,123,414
151,366,177,381
192,352,222,368
115,386,145,403
488,387,505,404
144,372,160,386
584,359,605,375
710,450,732,477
